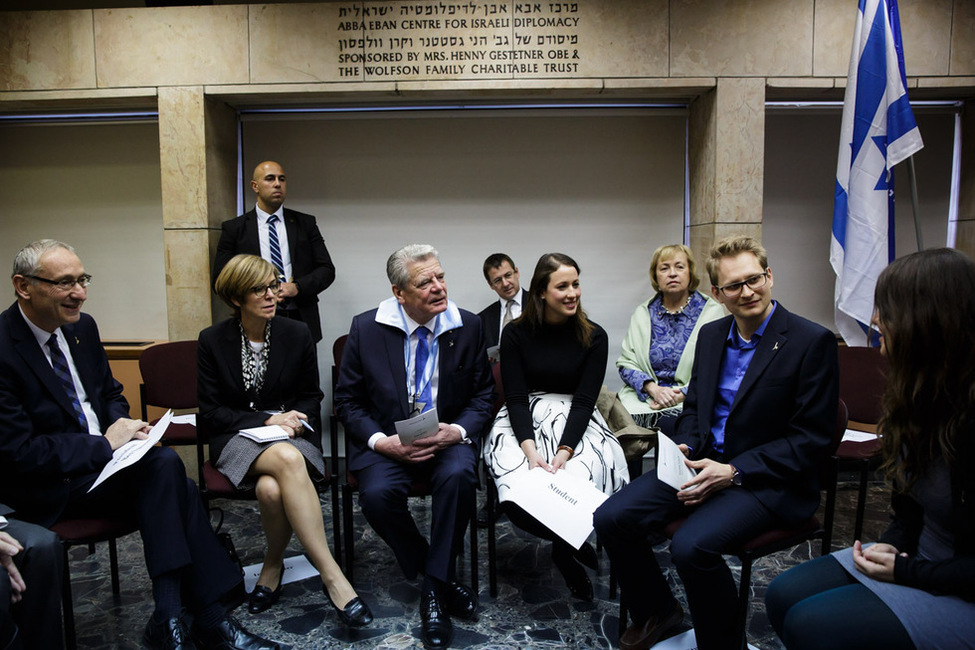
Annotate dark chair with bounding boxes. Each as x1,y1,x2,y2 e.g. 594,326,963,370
484,361,504,597
833,345,888,546
334,334,480,591
50,517,138,650
139,340,200,449
618,399,849,650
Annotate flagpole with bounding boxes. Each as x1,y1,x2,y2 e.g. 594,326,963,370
907,155,923,250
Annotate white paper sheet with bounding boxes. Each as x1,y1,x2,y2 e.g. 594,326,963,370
88,409,173,492
841,429,879,443
242,554,318,593
239,425,291,443
395,407,439,446
656,431,697,491
171,414,196,425
499,467,609,549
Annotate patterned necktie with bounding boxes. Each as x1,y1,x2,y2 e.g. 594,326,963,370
47,333,89,431
413,326,433,413
267,214,285,276
502,299,515,328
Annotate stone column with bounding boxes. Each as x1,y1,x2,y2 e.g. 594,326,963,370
157,86,236,341
687,78,766,285
954,100,975,258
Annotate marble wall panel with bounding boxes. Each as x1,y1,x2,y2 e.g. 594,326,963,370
249,3,343,83
0,11,96,91
158,86,207,230
93,6,248,88
714,78,765,224
950,0,975,76
164,228,214,340
814,0,856,78
671,0,813,77
688,86,717,227
204,97,238,230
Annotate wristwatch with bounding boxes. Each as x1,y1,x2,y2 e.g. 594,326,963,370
730,465,743,487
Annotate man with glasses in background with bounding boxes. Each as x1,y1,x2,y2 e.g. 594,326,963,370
595,235,838,650
477,253,528,353
0,240,280,650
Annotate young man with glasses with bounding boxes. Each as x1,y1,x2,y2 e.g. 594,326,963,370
595,235,839,650
477,253,528,349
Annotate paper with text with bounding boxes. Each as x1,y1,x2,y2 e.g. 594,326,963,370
395,407,439,446
88,409,173,492
656,431,697,491
242,554,318,594
500,467,609,549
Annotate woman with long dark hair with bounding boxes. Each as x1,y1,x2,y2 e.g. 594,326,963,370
766,248,975,649
483,253,629,601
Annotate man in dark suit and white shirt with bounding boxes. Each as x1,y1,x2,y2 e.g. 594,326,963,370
0,240,279,650
594,235,839,650
335,244,494,649
212,160,335,342
476,253,528,350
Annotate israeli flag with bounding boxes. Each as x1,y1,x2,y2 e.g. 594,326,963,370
830,0,923,346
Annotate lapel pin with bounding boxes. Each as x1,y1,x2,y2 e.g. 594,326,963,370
75,337,80,345
772,341,779,351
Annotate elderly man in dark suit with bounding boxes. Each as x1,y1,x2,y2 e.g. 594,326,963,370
212,160,335,343
335,244,494,649
476,252,528,350
0,240,279,650
594,235,839,650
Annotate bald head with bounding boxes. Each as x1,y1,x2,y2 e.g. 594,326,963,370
251,161,287,212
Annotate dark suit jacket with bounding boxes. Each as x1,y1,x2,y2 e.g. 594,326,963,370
0,304,128,526
335,306,495,473
212,208,336,342
477,290,529,346
674,303,838,524
197,317,324,462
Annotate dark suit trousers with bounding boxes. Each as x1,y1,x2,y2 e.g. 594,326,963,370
63,447,241,612
355,443,477,584
594,468,777,650
1,519,63,650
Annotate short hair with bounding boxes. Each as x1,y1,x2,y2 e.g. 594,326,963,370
214,254,277,314
387,244,440,289
12,240,75,278
482,253,516,282
706,235,769,286
649,243,700,293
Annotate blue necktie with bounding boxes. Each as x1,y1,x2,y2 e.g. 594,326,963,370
267,214,285,276
414,326,433,413
47,333,89,431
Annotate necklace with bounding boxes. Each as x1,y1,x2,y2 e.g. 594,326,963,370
659,293,692,316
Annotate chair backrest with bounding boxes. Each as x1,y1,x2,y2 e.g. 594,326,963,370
331,334,349,394
491,362,504,417
837,345,888,425
139,340,198,411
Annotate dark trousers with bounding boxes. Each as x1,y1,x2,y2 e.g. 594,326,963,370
63,446,242,612
593,468,777,650
765,555,913,650
1,518,63,650
355,443,477,584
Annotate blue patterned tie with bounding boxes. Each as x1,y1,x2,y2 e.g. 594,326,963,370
267,214,285,276
47,333,89,431
414,326,433,413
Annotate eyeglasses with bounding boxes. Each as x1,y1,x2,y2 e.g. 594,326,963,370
715,272,768,298
27,274,92,291
249,281,281,296
491,270,516,287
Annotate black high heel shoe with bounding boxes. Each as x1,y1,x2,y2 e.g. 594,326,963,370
323,585,374,628
248,566,285,614
552,543,593,602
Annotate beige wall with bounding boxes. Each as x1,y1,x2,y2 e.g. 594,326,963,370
1,0,973,341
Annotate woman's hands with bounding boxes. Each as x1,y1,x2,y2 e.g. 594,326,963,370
520,440,572,473
643,381,685,409
264,410,307,437
853,541,904,583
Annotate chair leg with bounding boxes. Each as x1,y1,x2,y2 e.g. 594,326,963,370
109,538,121,596
618,587,627,642
853,458,870,542
736,556,754,650
331,475,343,566
60,544,77,650
486,480,498,598
822,457,839,555
469,490,479,594
342,483,355,583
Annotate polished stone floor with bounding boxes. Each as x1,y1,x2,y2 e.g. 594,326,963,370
65,467,890,650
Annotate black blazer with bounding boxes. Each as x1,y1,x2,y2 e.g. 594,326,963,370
0,304,129,526
197,317,324,462
674,303,839,524
212,208,336,342
335,307,495,473
477,290,529,346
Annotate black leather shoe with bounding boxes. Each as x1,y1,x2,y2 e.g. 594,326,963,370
552,544,593,602
324,584,373,628
192,616,280,650
142,616,197,650
247,571,283,614
419,589,453,648
443,581,477,620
